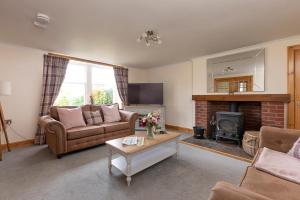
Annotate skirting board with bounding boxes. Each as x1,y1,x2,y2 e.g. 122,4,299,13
1,139,34,151
165,124,193,134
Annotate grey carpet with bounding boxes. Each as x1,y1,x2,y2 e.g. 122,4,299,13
0,140,249,200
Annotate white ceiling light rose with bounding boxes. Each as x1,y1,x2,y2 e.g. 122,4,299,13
33,13,50,29
137,30,162,47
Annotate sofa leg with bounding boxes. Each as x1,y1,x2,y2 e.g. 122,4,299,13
57,154,63,159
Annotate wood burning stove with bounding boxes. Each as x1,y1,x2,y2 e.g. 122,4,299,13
216,111,244,145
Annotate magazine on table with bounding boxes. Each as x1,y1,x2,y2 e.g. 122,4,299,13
122,136,144,146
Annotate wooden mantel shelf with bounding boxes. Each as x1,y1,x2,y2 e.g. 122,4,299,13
192,94,290,103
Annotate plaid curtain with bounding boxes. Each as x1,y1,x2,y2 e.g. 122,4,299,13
113,67,128,106
35,55,69,145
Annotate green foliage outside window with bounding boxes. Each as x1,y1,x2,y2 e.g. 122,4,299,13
55,95,84,106
92,89,113,104
55,88,113,106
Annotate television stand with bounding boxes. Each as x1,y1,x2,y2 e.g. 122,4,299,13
124,105,166,131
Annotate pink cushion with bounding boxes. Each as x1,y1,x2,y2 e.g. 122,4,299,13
57,107,86,129
255,147,300,184
101,104,121,123
288,137,300,159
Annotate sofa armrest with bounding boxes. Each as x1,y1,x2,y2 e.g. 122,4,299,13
208,182,272,200
39,115,67,155
259,126,300,153
119,110,138,134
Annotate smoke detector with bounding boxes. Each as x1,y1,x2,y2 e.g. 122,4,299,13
33,13,50,28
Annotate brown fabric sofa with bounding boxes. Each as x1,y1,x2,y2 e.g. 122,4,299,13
39,105,138,158
208,126,300,200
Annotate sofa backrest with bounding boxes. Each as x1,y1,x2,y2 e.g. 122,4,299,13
49,103,119,121
49,105,91,121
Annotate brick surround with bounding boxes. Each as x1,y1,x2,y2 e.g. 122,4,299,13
195,100,284,137
261,102,284,128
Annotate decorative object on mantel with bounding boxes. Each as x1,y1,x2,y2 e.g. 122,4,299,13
141,112,160,139
137,30,162,47
0,80,12,161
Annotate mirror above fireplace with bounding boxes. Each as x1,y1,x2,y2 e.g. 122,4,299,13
207,49,265,93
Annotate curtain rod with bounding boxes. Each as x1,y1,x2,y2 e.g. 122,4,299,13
47,52,124,68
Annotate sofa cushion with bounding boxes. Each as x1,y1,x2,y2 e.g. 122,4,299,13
50,106,77,120
67,129,131,152
101,104,121,123
254,147,300,184
101,122,130,133
288,137,300,159
83,110,103,125
241,167,300,200
57,107,86,129
50,105,90,121
67,126,104,140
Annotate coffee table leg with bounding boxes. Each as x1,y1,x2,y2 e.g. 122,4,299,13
108,148,112,173
126,176,132,186
176,140,179,159
126,156,132,186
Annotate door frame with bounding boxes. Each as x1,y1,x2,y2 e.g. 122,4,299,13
288,45,300,128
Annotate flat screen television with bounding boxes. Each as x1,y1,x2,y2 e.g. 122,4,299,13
128,83,163,105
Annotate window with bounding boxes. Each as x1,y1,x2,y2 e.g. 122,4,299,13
91,65,120,105
55,61,120,106
55,62,86,106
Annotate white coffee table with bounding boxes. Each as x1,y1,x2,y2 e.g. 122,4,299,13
105,131,181,186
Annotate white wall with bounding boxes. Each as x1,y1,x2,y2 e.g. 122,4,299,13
0,43,44,143
147,61,194,128
0,42,147,144
128,67,148,83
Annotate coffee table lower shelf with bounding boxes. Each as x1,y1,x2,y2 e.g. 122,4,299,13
109,142,178,186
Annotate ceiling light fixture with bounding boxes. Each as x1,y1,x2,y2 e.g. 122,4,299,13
137,30,162,47
33,13,50,29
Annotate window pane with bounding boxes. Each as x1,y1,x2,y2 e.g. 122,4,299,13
55,83,85,106
92,84,113,104
64,61,86,83
91,65,121,105
92,66,114,85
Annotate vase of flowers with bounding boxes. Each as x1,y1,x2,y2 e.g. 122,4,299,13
141,112,160,139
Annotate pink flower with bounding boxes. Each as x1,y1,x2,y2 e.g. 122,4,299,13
152,117,157,124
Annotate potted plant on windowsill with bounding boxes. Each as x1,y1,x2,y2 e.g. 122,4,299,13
141,112,160,139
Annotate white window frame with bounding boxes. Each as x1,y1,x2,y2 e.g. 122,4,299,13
55,60,120,106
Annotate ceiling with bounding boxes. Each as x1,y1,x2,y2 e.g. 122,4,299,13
1,0,300,68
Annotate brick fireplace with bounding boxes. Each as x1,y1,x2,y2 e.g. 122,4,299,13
193,94,289,138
